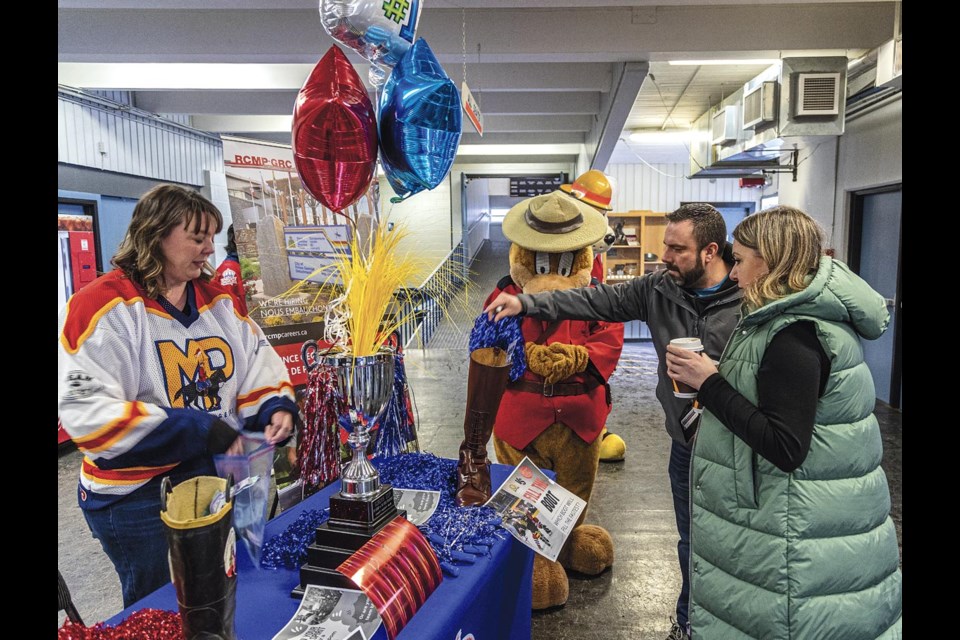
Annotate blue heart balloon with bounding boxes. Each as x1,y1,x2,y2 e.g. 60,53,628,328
378,38,462,201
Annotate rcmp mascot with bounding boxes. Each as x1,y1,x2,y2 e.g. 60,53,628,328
487,191,623,609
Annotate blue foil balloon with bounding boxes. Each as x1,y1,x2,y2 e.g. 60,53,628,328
378,38,462,201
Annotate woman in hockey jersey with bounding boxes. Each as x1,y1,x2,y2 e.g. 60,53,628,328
57,184,298,607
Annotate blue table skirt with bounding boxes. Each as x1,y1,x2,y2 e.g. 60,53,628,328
108,463,533,640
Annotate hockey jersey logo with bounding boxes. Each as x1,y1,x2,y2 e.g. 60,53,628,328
63,370,104,400
158,337,235,411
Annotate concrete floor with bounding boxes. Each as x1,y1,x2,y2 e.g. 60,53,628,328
58,241,902,638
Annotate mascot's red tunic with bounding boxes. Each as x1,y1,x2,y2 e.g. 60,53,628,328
486,281,622,451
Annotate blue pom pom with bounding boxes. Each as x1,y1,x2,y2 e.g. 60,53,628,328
375,352,417,458
468,313,527,381
449,549,477,564
376,453,507,574
260,508,330,570
260,454,509,576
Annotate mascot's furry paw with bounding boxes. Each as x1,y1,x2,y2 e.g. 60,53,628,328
599,428,626,462
524,342,590,385
532,554,569,610
559,524,614,576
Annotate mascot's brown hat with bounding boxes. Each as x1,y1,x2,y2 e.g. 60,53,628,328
503,191,608,253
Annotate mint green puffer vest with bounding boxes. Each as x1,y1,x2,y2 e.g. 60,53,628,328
689,257,902,639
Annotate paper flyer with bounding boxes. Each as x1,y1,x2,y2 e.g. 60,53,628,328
392,488,440,526
337,517,443,640
485,456,586,561
271,585,381,640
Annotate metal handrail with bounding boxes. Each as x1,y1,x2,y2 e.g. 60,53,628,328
465,211,491,236
393,242,467,349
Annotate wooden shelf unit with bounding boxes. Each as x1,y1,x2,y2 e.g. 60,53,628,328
601,210,668,282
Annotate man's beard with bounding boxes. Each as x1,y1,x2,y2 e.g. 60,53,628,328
665,255,705,289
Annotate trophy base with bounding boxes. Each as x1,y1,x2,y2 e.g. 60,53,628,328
291,567,358,596
292,485,406,598
328,484,399,531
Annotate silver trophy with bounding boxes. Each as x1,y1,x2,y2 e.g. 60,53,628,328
322,345,400,529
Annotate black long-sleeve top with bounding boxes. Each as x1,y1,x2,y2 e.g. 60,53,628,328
697,321,830,473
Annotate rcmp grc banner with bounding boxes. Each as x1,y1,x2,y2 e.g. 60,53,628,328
221,136,374,393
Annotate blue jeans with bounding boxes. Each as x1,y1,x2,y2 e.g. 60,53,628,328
82,480,171,608
668,439,692,628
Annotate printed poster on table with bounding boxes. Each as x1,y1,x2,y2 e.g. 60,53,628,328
271,584,381,640
392,488,440,526
484,457,586,561
337,517,443,640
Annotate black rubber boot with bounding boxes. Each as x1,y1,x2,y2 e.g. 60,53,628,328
161,475,237,640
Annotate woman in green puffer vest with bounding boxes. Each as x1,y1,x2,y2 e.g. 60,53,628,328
665,206,901,639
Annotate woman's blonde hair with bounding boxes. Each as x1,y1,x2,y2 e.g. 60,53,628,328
733,205,824,310
111,184,223,299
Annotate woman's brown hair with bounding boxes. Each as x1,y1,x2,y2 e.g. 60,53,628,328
111,184,223,299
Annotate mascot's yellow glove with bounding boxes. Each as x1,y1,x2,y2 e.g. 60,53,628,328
524,342,591,385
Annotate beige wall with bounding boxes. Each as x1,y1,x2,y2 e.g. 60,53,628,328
450,160,577,247
834,96,903,258
772,140,841,249
378,174,454,287
765,95,902,259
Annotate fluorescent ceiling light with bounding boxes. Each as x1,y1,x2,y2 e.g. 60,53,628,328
628,130,710,144
58,63,326,90
668,59,780,66
456,144,582,156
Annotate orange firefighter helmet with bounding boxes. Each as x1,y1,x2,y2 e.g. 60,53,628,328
560,169,613,211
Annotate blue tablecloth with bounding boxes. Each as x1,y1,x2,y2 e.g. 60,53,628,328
108,463,533,640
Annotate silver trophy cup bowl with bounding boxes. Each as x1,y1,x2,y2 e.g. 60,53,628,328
322,345,396,499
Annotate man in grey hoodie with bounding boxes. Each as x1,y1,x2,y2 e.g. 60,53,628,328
486,203,742,640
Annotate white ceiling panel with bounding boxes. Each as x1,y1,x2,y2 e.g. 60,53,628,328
58,1,898,172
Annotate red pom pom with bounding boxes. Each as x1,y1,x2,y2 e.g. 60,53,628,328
59,609,183,640
300,365,346,489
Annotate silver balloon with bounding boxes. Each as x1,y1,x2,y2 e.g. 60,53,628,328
319,0,423,87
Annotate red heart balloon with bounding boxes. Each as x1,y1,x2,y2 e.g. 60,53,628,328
292,46,378,213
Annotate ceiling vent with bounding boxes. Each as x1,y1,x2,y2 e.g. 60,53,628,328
743,81,778,129
795,73,841,116
711,106,739,145
688,57,847,178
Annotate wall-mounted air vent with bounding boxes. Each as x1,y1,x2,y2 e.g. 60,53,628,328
711,106,739,145
742,81,778,129
795,73,841,116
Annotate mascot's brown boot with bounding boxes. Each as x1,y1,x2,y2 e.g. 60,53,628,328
532,554,569,610
558,524,614,576
456,347,511,506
